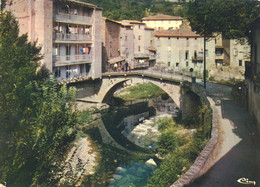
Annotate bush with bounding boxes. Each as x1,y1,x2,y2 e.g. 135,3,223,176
146,154,189,187
157,117,174,131
156,130,178,155
77,109,93,126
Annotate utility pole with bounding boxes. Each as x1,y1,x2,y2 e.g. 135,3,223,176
203,36,207,88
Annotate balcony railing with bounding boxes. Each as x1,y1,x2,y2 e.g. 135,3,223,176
215,53,224,59
134,53,149,58
149,55,156,60
192,56,203,61
54,55,92,66
54,12,91,24
54,33,92,43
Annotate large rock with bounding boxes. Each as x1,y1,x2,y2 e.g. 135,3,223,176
145,159,157,167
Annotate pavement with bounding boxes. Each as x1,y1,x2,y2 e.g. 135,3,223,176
188,82,260,187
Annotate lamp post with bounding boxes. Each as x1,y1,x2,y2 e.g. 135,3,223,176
203,36,207,88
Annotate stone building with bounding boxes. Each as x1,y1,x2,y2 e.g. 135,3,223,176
246,16,260,131
142,14,183,30
6,0,102,82
153,29,205,74
102,17,122,72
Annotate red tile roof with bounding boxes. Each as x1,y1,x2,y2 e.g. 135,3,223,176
142,14,183,21
154,29,201,37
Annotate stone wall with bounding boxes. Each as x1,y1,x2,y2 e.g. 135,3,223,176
246,81,260,132
171,82,219,187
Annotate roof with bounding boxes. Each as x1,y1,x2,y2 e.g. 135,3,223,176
103,17,122,25
108,56,125,64
142,14,183,21
64,0,101,9
121,20,145,25
154,29,201,38
145,27,154,30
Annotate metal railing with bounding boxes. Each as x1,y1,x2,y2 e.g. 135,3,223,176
54,13,91,24
54,33,92,42
54,55,92,66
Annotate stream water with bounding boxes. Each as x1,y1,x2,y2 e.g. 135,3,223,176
82,95,176,187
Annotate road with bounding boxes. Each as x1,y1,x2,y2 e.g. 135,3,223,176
188,82,260,187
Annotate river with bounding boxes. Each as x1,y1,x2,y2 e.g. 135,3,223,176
81,94,177,187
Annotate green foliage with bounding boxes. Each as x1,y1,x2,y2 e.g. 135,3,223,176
157,117,174,131
82,0,187,21
77,109,93,126
146,153,189,187
186,0,260,39
0,11,77,186
156,130,178,155
115,83,165,101
147,104,212,186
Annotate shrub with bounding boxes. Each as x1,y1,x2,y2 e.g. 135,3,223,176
156,130,178,155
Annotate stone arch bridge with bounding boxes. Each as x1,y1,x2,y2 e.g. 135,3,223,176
73,71,190,108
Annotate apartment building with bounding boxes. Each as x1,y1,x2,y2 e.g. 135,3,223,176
142,14,183,30
6,0,102,82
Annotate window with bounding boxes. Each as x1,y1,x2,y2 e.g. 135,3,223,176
195,38,198,46
176,37,180,47
168,62,171,67
54,68,61,78
138,35,141,40
233,48,238,56
157,38,161,47
194,50,197,58
216,48,223,55
185,50,189,60
138,46,140,52
74,9,78,15
150,40,153,45
186,61,189,67
186,37,189,47
125,35,127,41
239,60,243,66
176,62,179,67
168,37,171,46
139,25,141,29
66,45,70,56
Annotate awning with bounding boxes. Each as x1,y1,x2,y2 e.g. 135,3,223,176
147,46,157,51
108,56,125,64
215,45,224,49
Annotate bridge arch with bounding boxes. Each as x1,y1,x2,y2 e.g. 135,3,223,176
99,77,181,107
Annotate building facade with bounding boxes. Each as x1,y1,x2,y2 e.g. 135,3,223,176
6,0,102,82
142,14,183,30
246,17,260,131
102,17,122,72
153,29,205,74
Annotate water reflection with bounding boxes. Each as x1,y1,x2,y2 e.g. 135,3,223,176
108,161,156,187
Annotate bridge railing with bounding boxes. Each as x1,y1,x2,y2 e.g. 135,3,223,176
102,68,193,83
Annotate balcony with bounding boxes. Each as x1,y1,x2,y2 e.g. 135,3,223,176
54,13,91,25
134,53,149,58
54,33,92,43
54,55,92,66
215,53,224,59
149,55,156,60
192,56,203,62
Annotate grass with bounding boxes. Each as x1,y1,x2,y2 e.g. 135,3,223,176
114,82,165,101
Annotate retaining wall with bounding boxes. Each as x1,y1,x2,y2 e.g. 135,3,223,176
171,82,219,187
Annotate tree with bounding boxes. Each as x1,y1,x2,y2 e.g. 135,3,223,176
185,0,259,88
186,0,259,39
0,11,77,186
